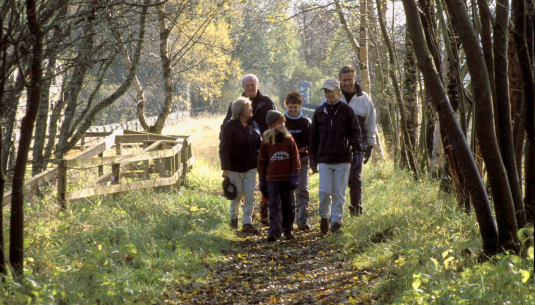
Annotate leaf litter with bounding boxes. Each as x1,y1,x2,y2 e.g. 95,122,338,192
164,204,384,304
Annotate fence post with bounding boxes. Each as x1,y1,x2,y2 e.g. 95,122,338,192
98,152,104,177
158,143,167,178
113,138,122,185
57,160,67,210
143,141,150,180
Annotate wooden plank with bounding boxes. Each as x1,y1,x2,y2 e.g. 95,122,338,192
66,170,181,200
123,129,150,135
84,131,114,137
89,140,166,186
115,134,180,144
64,142,182,168
2,129,124,205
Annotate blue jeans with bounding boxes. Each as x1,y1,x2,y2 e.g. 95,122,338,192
318,163,350,225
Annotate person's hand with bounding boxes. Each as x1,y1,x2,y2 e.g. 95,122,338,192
363,146,374,164
222,170,230,179
259,177,269,198
352,151,361,171
298,147,307,153
310,156,318,175
289,173,299,190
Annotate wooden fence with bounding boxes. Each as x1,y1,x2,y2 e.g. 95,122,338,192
3,130,194,206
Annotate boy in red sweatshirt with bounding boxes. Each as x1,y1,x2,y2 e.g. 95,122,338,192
258,111,301,242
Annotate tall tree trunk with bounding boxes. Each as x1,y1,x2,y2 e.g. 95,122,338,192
476,0,497,127
512,0,535,224
377,0,419,179
402,0,498,255
1,67,26,172
444,0,519,250
359,0,370,93
334,0,360,62
55,11,96,161
10,0,43,278
494,0,527,227
436,0,470,210
403,32,419,158
32,3,68,175
0,8,7,277
107,13,150,132
151,8,175,134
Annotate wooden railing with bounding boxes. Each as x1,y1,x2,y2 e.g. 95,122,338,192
56,130,194,208
2,130,194,206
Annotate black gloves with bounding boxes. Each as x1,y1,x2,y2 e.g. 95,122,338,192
363,146,374,164
259,177,269,198
289,172,299,190
310,156,318,174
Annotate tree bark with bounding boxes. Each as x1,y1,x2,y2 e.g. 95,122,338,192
334,0,360,61
402,0,498,254
151,8,175,134
494,0,527,227
107,13,150,132
403,32,419,159
377,0,419,179
443,0,518,250
9,0,43,278
512,0,535,224
0,6,7,277
359,0,370,93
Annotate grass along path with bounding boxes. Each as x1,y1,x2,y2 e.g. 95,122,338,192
166,201,386,304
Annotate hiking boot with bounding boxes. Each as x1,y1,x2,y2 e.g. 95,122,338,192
242,223,260,235
320,218,329,234
298,223,311,231
267,235,278,242
230,218,238,228
260,204,269,226
284,231,295,240
330,222,342,233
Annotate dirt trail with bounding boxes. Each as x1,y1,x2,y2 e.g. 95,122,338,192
168,206,379,304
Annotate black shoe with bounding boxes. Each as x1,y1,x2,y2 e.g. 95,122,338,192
242,224,260,235
230,218,238,228
320,218,329,234
330,222,342,233
298,223,311,231
284,231,295,240
267,235,278,242
260,205,269,226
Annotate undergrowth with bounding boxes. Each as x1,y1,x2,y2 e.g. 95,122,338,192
1,115,533,304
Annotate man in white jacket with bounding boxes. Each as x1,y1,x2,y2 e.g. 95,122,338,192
320,65,377,216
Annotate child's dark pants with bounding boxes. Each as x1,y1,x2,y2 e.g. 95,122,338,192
267,181,295,238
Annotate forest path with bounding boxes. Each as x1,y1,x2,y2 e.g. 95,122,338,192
168,204,379,304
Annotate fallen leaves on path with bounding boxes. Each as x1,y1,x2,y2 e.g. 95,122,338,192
165,209,383,304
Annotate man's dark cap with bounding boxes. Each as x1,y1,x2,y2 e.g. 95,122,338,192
222,178,237,200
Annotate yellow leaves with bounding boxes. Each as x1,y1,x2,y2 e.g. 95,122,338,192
394,257,405,266
349,296,357,304
412,273,422,290
520,269,531,283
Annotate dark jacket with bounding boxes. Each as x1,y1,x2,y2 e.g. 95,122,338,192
309,101,362,164
219,118,261,172
222,90,276,135
258,135,300,182
284,110,311,157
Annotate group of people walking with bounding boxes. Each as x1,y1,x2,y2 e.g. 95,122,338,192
219,65,376,242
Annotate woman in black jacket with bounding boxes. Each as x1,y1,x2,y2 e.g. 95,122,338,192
220,97,262,234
